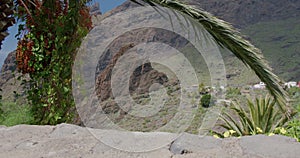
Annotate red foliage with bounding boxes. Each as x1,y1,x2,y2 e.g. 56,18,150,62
79,6,93,30
16,39,35,74
16,0,93,74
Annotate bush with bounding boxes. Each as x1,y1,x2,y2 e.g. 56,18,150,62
200,94,211,108
287,87,300,97
283,119,300,142
225,87,241,99
214,95,294,137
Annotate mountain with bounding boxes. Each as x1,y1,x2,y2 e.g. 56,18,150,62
105,0,300,82
0,53,6,68
2,0,299,88
0,50,28,104
74,0,300,130
183,0,300,28
181,0,300,81
0,51,16,87
1,0,299,129
243,17,300,81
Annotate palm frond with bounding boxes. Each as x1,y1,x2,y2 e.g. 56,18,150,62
0,0,15,49
132,0,290,115
220,111,243,136
216,96,292,136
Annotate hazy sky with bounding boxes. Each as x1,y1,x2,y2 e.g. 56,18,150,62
0,0,127,69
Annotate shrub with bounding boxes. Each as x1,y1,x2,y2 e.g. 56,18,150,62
200,94,211,108
214,95,295,137
198,83,207,95
225,87,241,99
283,119,300,142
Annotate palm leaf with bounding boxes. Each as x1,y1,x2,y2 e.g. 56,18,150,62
216,95,293,136
132,0,290,115
0,0,15,49
220,110,243,136
232,106,255,134
262,97,276,131
247,98,258,127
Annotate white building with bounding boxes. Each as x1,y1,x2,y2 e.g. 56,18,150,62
284,81,297,89
253,82,266,89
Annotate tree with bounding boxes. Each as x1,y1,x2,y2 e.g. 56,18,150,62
132,0,290,115
15,0,92,124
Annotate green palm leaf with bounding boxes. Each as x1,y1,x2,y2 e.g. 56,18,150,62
132,0,290,115
216,96,294,136
0,0,15,49
220,111,243,135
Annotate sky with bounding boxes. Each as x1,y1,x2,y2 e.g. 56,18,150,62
0,0,127,69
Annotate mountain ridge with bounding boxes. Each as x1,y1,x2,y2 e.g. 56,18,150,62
108,0,300,81
1,0,300,90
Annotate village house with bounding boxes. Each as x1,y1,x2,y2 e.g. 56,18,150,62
253,82,266,89
284,81,298,89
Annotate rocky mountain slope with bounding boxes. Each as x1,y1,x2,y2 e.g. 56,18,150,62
1,0,299,128
2,0,299,88
0,2,299,156
102,0,300,28
107,0,300,82
0,51,28,104
71,0,300,132
184,0,300,81
0,50,16,86
183,0,300,28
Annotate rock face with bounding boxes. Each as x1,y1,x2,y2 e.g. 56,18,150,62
0,51,27,103
183,0,300,28
93,27,184,123
89,2,102,16
112,0,300,28
96,43,178,102
0,51,16,87
1,50,16,73
0,123,299,158
76,0,300,129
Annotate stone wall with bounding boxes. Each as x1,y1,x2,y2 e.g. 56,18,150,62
0,124,299,158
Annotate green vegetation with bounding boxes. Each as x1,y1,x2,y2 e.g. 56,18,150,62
212,92,300,142
186,105,207,134
1,0,297,141
279,119,300,142
243,17,300,81
15,0,92,124
226,87,241,99
200,94,211,108
137,0,289,116
0,102,34,126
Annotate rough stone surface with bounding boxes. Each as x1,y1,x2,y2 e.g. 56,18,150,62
183,0,300,28
0,51,17,87
0,124,299,158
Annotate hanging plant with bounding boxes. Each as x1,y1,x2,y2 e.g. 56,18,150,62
15,0,92,124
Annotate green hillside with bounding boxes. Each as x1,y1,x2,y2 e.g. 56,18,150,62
243,17,300,82
177,16,300,86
